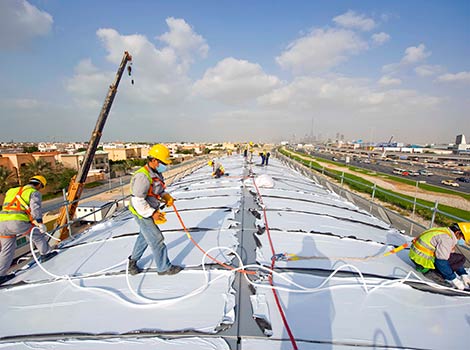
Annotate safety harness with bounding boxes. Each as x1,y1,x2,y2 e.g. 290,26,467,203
409,227,452,269
128,165,166,218
0,186,35,239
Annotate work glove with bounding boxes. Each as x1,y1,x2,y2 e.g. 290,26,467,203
447,277,465,291
37,223,48,234
152,210,167,225
161,193,174,207
461,274,470,288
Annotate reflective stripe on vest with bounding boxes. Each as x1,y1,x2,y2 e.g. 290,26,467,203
128,165,166,219
0,186,36,223
409,227,452,269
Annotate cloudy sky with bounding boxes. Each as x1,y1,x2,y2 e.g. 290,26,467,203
0,0,469,144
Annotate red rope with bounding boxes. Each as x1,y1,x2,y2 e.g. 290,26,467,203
252,177,299,350
172,204,256,275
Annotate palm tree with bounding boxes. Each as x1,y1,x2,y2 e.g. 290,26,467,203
20,159,51,185
0,166,17,194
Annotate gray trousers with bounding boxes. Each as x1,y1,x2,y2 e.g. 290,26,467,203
0,222,51,276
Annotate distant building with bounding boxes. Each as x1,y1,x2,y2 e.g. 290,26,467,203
455,134,466,145
59,150,109,173
455,134,470,153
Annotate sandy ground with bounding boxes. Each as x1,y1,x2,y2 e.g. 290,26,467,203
293,153,470,212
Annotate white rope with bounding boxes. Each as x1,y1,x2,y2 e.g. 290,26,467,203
26,227,470,311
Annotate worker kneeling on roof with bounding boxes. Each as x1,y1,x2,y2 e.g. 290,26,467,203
409,222,470,290
127,144,182,276
208,159,225,178
0,176,57,285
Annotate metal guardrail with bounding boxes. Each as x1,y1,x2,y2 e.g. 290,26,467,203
276,150,468,237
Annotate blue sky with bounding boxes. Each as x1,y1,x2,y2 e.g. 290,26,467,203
0,0,468,144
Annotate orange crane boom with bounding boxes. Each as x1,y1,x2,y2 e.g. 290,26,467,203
56,51,132,241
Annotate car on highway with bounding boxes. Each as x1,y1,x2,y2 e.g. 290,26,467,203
406,170,419,176
456,177,470,183
418,169,433,176
451,170,464,175
441,179,460,187
393,168,405,175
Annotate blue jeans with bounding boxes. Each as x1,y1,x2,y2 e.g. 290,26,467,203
130,215,171,272
435,253,467,281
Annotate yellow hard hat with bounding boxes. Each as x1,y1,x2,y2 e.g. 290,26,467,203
249,141,254,146
30,175,47,188
458,222,470,244
208,160,213,166
148,144,172,164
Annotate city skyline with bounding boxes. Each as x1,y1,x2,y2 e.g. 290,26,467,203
0,1,469,144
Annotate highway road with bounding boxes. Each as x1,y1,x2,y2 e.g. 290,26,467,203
296,149,470,194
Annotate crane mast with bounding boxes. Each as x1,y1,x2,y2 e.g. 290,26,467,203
56,51,132,241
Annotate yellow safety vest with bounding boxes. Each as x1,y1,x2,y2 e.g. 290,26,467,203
128,166,165,219
0,186,36,223
409,227,452,269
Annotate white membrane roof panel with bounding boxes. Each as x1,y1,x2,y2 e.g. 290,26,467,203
9,229,238,284
0,337,230,350
175,180,243,191
255,231,413,278
171,187,242,199
250,272,469,349
241,339,392,350
258,197,389,229
0,270,235,338
246,177,329,196
256,211,409,246
166,196,241,211
253,188,357,210
66,208,239,246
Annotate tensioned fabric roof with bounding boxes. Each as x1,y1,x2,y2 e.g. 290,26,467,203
0,155,468,349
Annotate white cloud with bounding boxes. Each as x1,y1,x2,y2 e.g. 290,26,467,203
158,17,209,68
382,44,432,74
401,44,431,64
0,98,42,109
333,10,376,31
67,19,209,110
372,32,390,45
193,57,280,105
255,75,446,142
0,0,53,50
437,71,470,83
66,59,112,108
379,76,402,86
415,65,443,77
258,75,440,111
276,28,367,74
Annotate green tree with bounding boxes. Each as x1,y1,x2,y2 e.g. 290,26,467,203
0,166,18,194
20,159,51,185
46,164,77,192
23,145,39,153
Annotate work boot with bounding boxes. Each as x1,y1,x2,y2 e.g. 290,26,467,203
40,251,58,263
0,274,15,286
158,265,183,276
128,257,142,275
